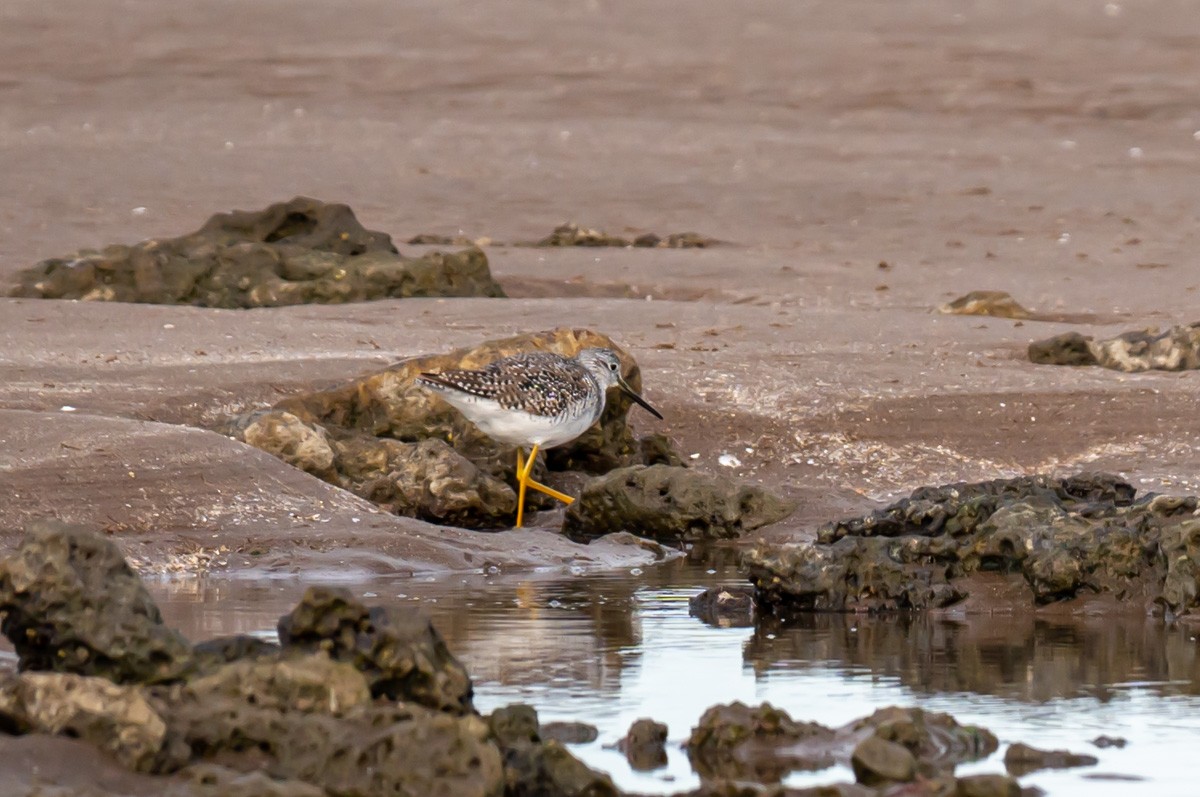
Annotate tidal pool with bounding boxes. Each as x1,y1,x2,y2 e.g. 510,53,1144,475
137,558,1200,795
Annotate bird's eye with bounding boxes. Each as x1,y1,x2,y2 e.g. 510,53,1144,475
609,362,618,370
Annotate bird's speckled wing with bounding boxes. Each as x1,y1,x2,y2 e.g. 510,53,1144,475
418,352,595,418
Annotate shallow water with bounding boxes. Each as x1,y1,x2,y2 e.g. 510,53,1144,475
17,557,1199,795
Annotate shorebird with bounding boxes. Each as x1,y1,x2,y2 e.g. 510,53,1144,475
417,348,662,527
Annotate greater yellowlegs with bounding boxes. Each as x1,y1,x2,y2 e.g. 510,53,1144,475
417,348,662,527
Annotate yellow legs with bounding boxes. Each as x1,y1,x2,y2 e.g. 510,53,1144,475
514,445,575,528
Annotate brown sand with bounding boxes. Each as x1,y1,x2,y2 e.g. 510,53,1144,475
2,0,1200,572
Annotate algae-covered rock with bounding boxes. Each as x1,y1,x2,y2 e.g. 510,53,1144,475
684,701,835,782
850,735,916,786
689,586,756,628
562,464,794,543
0,672,168,771
229,327,676,528
618,718,669,771
8,196,505,306
488,704,619,797
748,472,1199,614
1029,322,1200,371
0,521,194,683
1003,742,1098,776
847,706,997,769
277,586,475,714
158,680,502,795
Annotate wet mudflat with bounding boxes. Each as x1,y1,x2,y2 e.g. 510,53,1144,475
20,560,1177,795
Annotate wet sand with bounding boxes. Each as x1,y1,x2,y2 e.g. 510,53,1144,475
2,0,1200,572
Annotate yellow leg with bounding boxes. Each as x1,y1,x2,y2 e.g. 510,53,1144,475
515,448,529,528
520,444,575,506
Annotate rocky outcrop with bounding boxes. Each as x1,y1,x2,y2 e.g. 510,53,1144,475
8,197,505,306
277,585,475,714
617,718,669,771
1029,322,1200,371
1003,742,1098,776
747,472,1200,614
0,520,194,684
685,702,999,788
228,328,681,529
562,464,794,543
488,704,620,797
688,586,756,628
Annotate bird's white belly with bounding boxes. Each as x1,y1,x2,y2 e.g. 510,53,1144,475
447,395,598,448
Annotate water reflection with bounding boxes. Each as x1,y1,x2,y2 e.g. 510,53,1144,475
6,561,1200,794
745,613,1200,702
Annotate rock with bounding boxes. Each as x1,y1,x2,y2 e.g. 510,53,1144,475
181,652,373,716
1003,742,1098,776
939,290,1032,319
488,704,619,797
848,706,997,769
562,464,795,543
8,197,505,306
532,223,631,247
177,764,326,797
333,435,517,529
617,718,668,771
688,586,756,628
229,327,662,528
276,586,475,714
747,472,1200,614
954,774,1022,797
1028,331,1097,366
408,233,478,246
1091,735,1127,749
158,675,503,795
540,721,599,745
684,701,835,782
850,735,916,785
0,521,194,683
239,411,337,478
1029,322,1200,372
0,672,167,771
190,635,281,672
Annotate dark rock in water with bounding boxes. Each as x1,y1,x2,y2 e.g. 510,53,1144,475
688,586,756,627
191,635,281,672
0,672,169,771
685,701,835,782
850,735,916,785
1029,322,1200,372
748,472,1200,614
562,464,794,543
228,327,676,528
277,586,474,714
1091,735,1128,749
0,521,194,684
540,720,599,745
7,196,505,306
847,706,998,770
1003,742,1098,776
955,774,1022,797
488,704,620,797
639,432,687,467
617,718,669,771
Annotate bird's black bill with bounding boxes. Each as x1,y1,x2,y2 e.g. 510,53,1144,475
618,380,663,419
